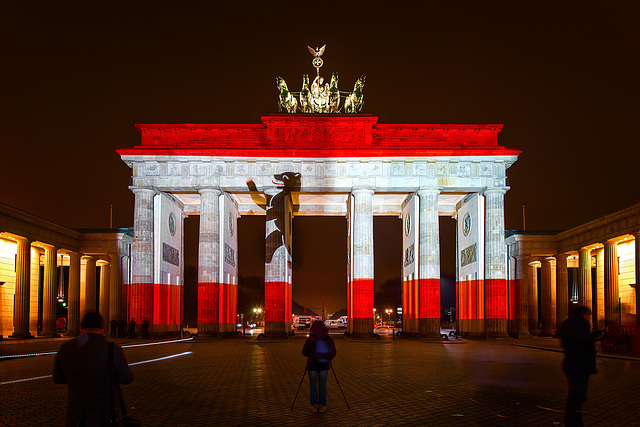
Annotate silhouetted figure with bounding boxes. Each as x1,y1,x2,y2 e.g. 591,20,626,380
117,317,125,338
128,318,136,338
53,312,134,426
559,305,597,427
141,319,150,339
302,320,336,413
110,318,117,338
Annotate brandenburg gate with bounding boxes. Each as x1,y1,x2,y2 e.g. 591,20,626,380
118,114,519,338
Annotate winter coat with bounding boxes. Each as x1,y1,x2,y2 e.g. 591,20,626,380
558,312,597,379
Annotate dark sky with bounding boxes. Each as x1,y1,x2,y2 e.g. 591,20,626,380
2,3,638,313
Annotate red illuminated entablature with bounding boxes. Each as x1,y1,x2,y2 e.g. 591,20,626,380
117,114,520,158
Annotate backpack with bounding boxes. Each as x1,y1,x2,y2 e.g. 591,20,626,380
314,339,331,364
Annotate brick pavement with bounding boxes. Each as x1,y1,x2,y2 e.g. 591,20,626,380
1,333,640,426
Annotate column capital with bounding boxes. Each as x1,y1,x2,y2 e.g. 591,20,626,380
483,187,509,196
417,187,440,196
554,252,571,260
198,187,221,196
351,187,374,196
129,186,157,196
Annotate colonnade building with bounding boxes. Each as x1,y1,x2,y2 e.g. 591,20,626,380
0,203,131,338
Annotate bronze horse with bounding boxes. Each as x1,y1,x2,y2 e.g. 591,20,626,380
276,76,298,113
344,75,366,113
299,74,312,113
329,72,340,113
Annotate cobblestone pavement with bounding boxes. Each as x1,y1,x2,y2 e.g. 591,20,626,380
1,334,639,426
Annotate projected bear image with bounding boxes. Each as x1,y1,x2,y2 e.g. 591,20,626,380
247,172,301,264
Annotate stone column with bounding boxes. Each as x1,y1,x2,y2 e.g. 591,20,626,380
83,256,98,317
555,253,569,329
40,245,59,337
99,261,111,325
131,187,156,329
539,258,554,336
527,260,539,334
514,255,530,337
484,188,508,337
65,252,81,336
109,252,123,324
635,232,640,326
10,238,33,338
578,247,592,311
198,188,221,336
418,188,441,337
351,188,375,337
604,240,620,327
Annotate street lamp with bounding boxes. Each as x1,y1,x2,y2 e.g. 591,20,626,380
373,308,376,327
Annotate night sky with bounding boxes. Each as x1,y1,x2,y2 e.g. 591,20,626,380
2,3,638,315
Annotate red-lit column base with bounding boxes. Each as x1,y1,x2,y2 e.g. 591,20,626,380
129,282,154,329
265,281,289,336
151,284,182,332
457,279,486,334
418,278,441,337
351,278,374,337
198,281,220,335
485,278,509,337
218,282,235,334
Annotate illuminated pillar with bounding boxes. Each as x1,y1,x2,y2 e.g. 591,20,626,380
131,187,155,329
99,261,111,325
198,188,221,336
539,258,555,336
527,260,538,334
83,256,97,317
555,253,569,328
10,238,33,338
604,240,620,327
418,188,440,337
109,252,123,323
65,252,81,336
40,245,59,337
635,232,640,326
264,187,293,338
484,188,508,337
578,247,592,310
351,188,375,337
514,256,530,337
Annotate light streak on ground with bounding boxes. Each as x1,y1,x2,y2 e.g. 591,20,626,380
0,351,193,386
122,337,193,348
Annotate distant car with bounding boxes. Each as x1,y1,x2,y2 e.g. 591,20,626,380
182,326,198,337
324,319,346,329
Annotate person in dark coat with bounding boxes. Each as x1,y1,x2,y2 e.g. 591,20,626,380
558,305,597,427
117,317,125,338
128,318,136,338
302,320,337,413
53,312,134,426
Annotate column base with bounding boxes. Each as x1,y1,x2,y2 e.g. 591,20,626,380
9,332,34,339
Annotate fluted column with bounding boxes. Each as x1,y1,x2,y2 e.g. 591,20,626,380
484,188,508,337
351,188,375,337
198,188,221,336
131,187,156,328
539,258,554,336
527,260,538,334
40,245,59,337
99,261,111,325
635,232,640,326
514,256,530,337
109,252,123,323
555,253,569,329
10,238,33,338
604,240,620,327
578,247,592,311
418,188,441,337
83,256,98,318
65,252,81,336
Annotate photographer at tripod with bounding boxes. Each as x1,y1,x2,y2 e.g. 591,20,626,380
302,320,337,413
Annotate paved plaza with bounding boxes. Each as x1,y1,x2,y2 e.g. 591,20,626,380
1,333,639,426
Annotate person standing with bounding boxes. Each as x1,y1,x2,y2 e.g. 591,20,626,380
128,318,136,338
117,317,125,338
558,305,597,427
53,312,134,426
302,320,336,413
109,318,117,338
